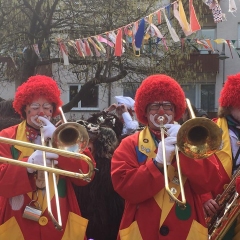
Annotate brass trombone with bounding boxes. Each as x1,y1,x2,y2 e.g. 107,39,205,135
159,98,222,208
0,107,95,230
177,99,222,159
159,116,186,208
0,139,94,178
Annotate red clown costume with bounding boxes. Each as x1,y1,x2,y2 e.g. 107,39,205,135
201,73,240,239
0,75,95,240
111,74,228,240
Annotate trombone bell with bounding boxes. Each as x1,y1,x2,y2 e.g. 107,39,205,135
51,122,89,153
177,118,222,159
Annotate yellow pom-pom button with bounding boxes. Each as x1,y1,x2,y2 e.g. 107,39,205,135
39,216,48,226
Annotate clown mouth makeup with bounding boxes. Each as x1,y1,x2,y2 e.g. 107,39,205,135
31,115,51,127
149,114,173,128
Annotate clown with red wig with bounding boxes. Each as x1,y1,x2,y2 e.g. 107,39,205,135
201,72,240,239
0,75,95,240
111,74,227,240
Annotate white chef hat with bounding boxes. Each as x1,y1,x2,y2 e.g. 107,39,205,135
114,96,135,110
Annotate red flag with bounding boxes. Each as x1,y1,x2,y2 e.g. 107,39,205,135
189,0,201,32
115,29,123,56
157,10,161,24
75,40,84,57
84,39,92,56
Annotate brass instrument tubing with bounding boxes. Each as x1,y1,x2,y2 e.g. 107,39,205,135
0,137,95,179
40,129,62,230
159,116,186,208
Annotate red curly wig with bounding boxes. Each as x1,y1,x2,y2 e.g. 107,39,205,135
13,75,63,118
135,74,186,125
219,73,240,108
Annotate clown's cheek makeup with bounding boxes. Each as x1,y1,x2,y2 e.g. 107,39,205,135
149,114,173,127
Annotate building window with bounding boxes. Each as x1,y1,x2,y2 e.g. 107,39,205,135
181,83,216,113
123,82,140,99
69,84,99,110
181,84,196,107
200,84,215,112
195,28,216,54
69,85,79,108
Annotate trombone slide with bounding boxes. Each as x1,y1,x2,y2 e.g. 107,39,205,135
0,155,91,179
159,116,186,208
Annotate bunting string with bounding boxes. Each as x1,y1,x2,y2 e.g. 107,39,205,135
30,0,240,61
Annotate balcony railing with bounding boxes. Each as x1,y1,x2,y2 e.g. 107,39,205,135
188,53,219,73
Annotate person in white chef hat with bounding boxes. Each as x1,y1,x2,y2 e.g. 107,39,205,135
104,96,139,136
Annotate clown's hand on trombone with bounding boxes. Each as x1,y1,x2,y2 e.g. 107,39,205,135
156,136,176,166
165,124,181,138
27,150,59,173
26,116,59,173
38,116,56,141
155,124,181,166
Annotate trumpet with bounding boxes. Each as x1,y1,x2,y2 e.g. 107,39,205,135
0,107,95,230
159,98,222,208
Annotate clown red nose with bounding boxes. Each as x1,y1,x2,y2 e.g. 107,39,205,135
158,109,165,116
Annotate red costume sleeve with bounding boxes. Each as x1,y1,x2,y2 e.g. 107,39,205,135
57,147,96,186
178,153,230,195
201,192,213,204
0,126,34,198
111,135,165,204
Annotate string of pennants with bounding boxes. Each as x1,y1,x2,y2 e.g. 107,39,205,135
189,38,240,58
30,0,240,64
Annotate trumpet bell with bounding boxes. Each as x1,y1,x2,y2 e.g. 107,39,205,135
51,122,89,153
177,118,222,159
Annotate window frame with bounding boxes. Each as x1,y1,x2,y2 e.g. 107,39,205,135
195,28,217,54
122,82,140,99
181,83,216,112
68,84,99,111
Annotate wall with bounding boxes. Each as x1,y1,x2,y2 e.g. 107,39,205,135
0,80,16,100
52,63,124,120
215,1,240,108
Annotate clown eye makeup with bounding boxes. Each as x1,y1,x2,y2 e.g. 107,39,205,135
29,102,53,111
148,102,174,111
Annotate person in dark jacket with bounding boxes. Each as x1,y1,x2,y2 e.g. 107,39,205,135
74,120,124,240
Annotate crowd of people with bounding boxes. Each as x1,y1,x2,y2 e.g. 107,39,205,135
0,73,240,239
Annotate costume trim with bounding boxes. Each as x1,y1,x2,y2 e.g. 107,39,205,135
216,118,232,177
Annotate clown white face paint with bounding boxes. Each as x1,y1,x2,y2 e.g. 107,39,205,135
149,113,173,128
25,97,53,129
145,101,175,131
